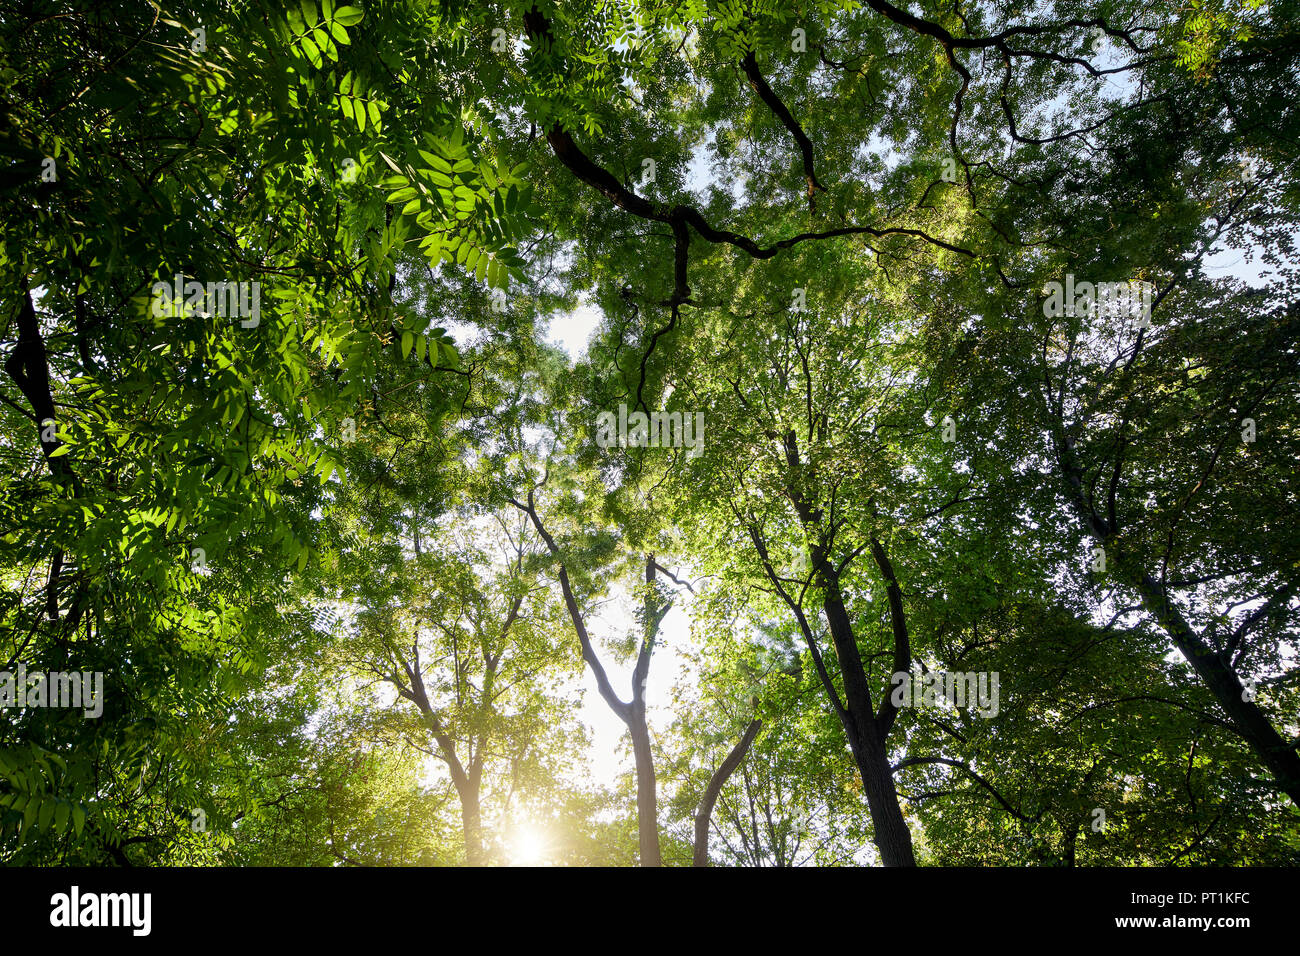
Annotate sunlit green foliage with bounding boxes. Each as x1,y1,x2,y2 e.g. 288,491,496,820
2,0,1297,866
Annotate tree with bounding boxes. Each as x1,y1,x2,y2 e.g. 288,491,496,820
4,0,1299,868
335,507,585,865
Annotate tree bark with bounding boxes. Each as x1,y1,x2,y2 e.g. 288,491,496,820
629,710,661,867
1131,569,1300,806
694,718,761,866
820,577,917,866
452,775,486,866
391,645,490,864
779,432,917,866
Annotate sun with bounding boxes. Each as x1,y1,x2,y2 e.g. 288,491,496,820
508,825,549,866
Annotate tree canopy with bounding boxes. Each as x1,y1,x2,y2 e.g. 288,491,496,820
1,0,1297,867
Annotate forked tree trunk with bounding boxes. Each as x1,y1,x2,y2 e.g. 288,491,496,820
822,583,916,867
782,447,918,867
517,498,676,866
694,718,761,866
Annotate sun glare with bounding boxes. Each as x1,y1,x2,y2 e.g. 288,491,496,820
508,826,549,866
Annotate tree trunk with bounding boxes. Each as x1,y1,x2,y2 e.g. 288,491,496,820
814,554,917,865
1053,434,1300,806
629,709,661,867
778,431,917,866
1130,570,1300,806
454,780,486,866
516,502,673,866
849,717,916,866
819,592,917,865
694,718,761,866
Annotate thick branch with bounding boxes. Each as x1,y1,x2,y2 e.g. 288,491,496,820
511,493,632,723
739,50,825,210
870,537,911,740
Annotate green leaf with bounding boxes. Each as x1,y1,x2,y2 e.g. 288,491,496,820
300,34,322,68
334,5,364,27
314,29,337,61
